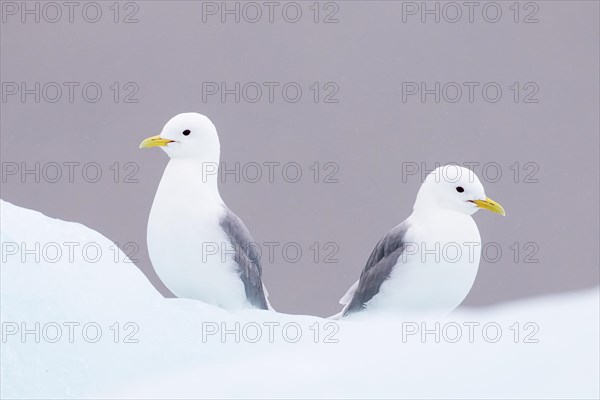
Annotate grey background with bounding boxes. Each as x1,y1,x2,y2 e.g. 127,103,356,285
1,1,598,317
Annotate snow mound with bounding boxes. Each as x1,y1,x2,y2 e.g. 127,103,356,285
1,200,598,399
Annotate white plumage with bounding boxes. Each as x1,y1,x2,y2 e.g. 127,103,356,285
337,165,505,317
141,113,270,311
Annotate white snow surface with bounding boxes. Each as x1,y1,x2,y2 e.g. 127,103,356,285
1,200,599,399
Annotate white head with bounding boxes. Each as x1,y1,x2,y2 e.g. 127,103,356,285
139,113,220,163
414,165,505,216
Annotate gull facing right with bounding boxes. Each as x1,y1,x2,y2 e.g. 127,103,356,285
335,165,506,318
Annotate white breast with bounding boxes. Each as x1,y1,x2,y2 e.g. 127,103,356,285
366,210,482,316
147,159,249,310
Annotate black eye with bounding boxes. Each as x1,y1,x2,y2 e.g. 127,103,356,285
182,130,191,136
456,186,464,193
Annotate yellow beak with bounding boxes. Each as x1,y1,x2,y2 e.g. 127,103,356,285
139,135,174,149
471,197,506,216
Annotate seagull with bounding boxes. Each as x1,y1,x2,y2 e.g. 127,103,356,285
139,113,270,311
335,165,505,318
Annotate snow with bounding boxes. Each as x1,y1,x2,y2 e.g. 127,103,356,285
1,199,599,399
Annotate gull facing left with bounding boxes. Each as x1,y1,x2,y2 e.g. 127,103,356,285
140,113,270,311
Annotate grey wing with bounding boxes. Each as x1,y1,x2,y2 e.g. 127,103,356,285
344,222,410,316
220,208,269,310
